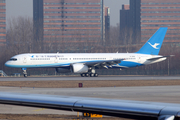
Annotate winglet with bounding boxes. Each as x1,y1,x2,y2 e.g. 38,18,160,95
136,27,168,55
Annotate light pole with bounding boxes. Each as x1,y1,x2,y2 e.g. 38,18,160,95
168,57,169,76
168,55,175,76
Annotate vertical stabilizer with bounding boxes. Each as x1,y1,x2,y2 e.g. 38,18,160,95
136,27,168,55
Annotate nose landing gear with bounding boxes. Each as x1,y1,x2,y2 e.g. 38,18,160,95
22,68,27,77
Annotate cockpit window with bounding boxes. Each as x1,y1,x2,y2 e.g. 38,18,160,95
9,58,17,61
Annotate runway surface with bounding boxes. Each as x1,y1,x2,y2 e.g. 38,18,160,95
1,85,180,115
0,76,180,81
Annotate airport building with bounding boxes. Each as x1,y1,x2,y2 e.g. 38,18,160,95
0,0,6,46
33,0,109,46
120,0,180,43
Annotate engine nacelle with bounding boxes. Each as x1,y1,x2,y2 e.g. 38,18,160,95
70,64,88,73
56,67,71,73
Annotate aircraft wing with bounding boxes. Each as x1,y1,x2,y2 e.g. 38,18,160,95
82,59,123,69
0,92,179,120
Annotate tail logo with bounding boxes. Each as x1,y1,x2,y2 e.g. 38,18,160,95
148,42,160,49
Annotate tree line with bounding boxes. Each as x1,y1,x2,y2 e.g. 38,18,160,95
0,17,180,76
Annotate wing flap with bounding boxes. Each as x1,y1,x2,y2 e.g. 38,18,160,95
85,59,122,69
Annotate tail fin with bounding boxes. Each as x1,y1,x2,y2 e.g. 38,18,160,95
136,27,168,55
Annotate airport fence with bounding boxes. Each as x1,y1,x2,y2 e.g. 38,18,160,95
4,68,179,77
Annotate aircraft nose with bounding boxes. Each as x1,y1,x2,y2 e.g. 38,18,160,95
5,61,10,67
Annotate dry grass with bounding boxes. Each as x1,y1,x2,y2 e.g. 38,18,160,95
0,80,180,88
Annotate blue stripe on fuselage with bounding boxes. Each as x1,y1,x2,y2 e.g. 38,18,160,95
5,60,143,69
5,63,70,68
5,60,105,68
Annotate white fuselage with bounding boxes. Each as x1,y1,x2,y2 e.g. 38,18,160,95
5,53,166,69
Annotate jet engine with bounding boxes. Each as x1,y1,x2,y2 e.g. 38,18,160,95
56,67,71,73
70,64,88,73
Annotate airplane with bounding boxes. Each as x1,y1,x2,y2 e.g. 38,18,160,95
0,92,179,120
5,27,168,77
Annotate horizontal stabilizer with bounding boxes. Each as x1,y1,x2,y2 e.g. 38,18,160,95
147,55,174,61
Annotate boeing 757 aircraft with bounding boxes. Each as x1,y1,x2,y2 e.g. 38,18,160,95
5,27,168,77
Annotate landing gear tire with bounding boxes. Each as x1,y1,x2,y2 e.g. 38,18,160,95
24,74,27,77
81,73,98,77
90,73,94,77
85,73,89,77
88,68,98,77
81,74,85,77
94,73,98,77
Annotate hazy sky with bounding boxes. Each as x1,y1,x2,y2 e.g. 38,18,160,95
6,0,129,26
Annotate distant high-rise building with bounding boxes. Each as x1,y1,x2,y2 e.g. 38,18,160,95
0,0,6,46
130,0,141,44
33,0,107,46
141,0,180,43
120,0,141,44
120,4,130,30
120,5,130,44
33,0,43,42
105,6,110,44
120,0,180,44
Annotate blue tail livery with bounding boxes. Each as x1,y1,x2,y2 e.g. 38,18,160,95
136,27,168,55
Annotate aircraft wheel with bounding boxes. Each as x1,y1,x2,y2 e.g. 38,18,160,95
24,74,27,77
94,73,98,77
81,74,85,77
90,73,94,77
85,73,89,77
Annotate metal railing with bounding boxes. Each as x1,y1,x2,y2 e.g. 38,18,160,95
0,70,8,77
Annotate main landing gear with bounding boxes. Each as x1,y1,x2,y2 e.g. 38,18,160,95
81,73,98,77
22,68,27,77
81,68,98,77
